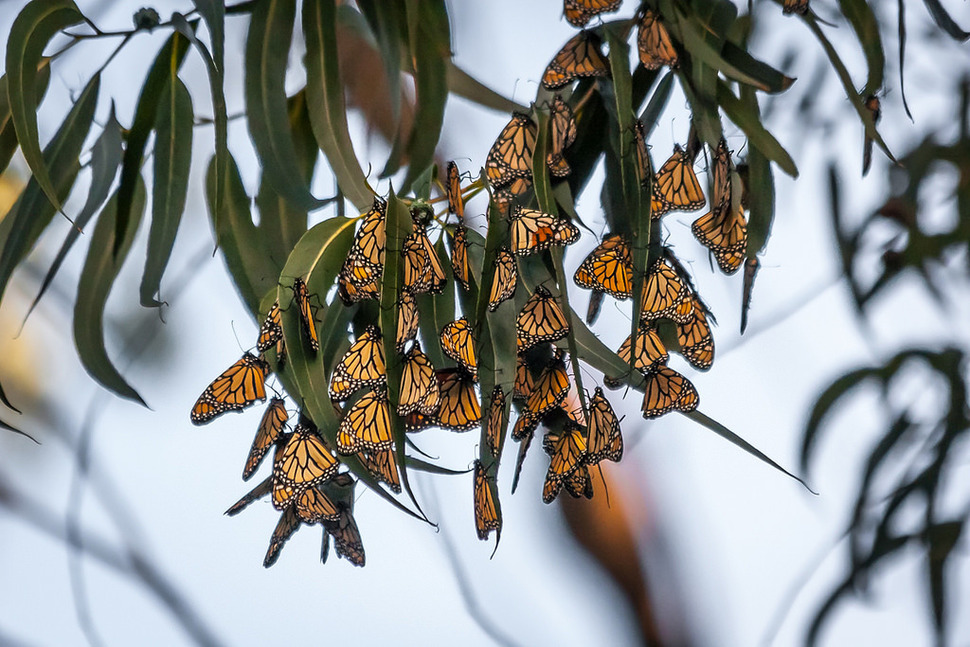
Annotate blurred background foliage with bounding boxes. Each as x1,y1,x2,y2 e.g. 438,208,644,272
1,0,969,645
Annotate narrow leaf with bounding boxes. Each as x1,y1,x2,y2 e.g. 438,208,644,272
0,61,51,176
717,80,798,177
446,62,528,114
5,0,83,218
801,367,875,472
837,0,885,96
191,0,225,71
140,76,193,307
921,0,970,41
74,181,147,404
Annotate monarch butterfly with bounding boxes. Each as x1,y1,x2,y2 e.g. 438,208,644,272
637,9,678,70
450,225,470,291
639,256,692,324
511,426,534,494
676,297,715,370
559,380,587,427
511,411,538,442
547,95,577,178
542,31,610,90
524,354,571,421
272,421,340,510
446,161,464,219
473,460,501,541
440,317,478,378
402,232,431,293
436,368,481,432
642,365,699,418
513,354,535,401
321,506,365,567
485,113,537,187
563,0,621,27
396,290,419,353
740,256,759,334
485,386,507,456
264,506,301,568
296,485,341,524
710,138,733,212
404,409,436,433
360,447,401,494
399,343,440,417
338,263,381,304
604,323,668,389
417,224,447,294
243,397,288,480
257,301,282,353
652,145,706,218
510,207,580,255
585,289,606,325
562,464,594,500
351,199,387,268
542,424,588,504
191,353,270,425
225,476,272,516
292,278,320,352
336,389,393,454
783,0,809,14
573,233,633,299
517,285,570,351
329,325,387,402
586,387,623,464
488,248,517,312
692,203,748,275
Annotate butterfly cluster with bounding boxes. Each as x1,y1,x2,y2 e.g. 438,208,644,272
187,0,760,564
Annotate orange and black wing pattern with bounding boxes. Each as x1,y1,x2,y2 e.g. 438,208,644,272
642,366,699,418
486,113,537,188
450,224,470,292
256,301,282,353
586,387,623,463
436,369,481,432
639,256,692,324
488,248,517,312
510,207,580,255
692,204,747,275
293,278,320,352
603,323,668,389
542,31,610,90
783,0,809,14
243,397,288,480
398,342,440,417
446,161,464,219
637,9,678,70
329,325,387,402
485,386,508,456
573,233,633,299
441,317,478,377
517,285,570,351
652,145,705,217
473,460,501,541
396,290,419,353
547,95,578,178
563,0,621,27
272,421,340,509
336,389,393,454
191,353,270,425
542,425,588,504
360,447,401,494
675,297,715,370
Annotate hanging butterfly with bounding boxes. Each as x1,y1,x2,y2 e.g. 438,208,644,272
404,409,437,434
473,460,502,541
642,365,699,418
513,354,535,402
692,203,748,275
562,464,594,500
402,231,432,293
440,317,478,378
586,387,623,464
350,198,387,268
637,8,678,70
488,247,517,312
523,354,571,422
446,161,464,219
485,386,508,456
360,447,401,494
398,342,440,417
652,145,706,218
517,285,570,351
603,322,668,389
542,424,589,504
511,425,535,494
709,138,733,212
639,256,693,324
573,233,633,299
436,368,481,432
395,289,419,352
272,420,340,510
321,505,366,567
337,264,381,304
485,112,537,188
563,0,621,27
412,223,447,294
547,95,578,178
675,297,715,371
510,206,580,255
783,0,809,14
450,224,470,291
329,325,387,402
264,506,301,568
292,278,320,352
256,301,282,354
191,353,270,425
336,389,393,454
542,31,610,90
243,397,288,480
225,476,272,517
295,485,341,525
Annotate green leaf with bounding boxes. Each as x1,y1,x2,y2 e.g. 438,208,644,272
801,367,876,472
639,70,674,137
400,0,450,190
245,0,323,212
446,62,529,114
303,0,373,210
921,0,970,41
140,76,193,307
0,415,35,442
717,80,798,177
255,90,315,277
0,73,96,307
0,61,51,177
74,180,147,404
5,0,83,219
115,30,191,257
357,0,406,124
206,154,277,318
23,106,122,323
191,0,225,71
836,0,884,96
686,410,816,493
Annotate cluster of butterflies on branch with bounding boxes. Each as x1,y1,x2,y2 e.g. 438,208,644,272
187,0,775,566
